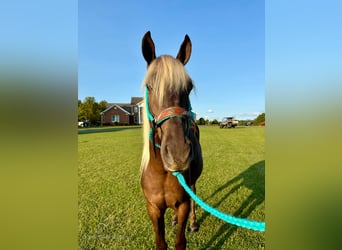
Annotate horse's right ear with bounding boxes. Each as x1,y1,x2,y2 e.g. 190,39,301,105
142,31,156,65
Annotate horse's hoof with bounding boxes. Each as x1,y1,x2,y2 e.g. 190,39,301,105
189,224,199,232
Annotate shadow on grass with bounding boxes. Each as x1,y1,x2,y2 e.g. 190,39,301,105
78,126,141,135
198,160,265,249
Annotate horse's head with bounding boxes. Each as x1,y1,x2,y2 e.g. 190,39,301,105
142,31,194,172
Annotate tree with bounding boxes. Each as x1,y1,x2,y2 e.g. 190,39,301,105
253,113,265,126
238,120,245,126
98,100,108,112
210,119,219,125
196,117,206,125
78,97,108,125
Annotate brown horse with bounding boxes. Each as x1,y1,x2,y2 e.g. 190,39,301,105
140,31,203,250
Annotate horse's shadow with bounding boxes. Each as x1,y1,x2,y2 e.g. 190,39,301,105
198,160,265,249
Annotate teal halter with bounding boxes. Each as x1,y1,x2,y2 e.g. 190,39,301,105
145,86,195,152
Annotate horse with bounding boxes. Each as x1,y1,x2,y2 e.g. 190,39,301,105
140,31,203,250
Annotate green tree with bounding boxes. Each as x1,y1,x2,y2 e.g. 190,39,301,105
210,119,219,125
253,113,265,125
98,100,108,112
238,120,245,126
196,117,206,125
78,97,108,124
78,99,87,122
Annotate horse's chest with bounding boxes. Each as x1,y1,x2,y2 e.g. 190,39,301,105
164,176,188,207
142,173,188,209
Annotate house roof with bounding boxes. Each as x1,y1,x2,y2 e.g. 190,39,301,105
136,100,144,106
101,104,131,115
101,97,143,115
131,97,143,105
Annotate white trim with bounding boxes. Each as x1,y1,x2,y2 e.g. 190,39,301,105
136,100,144,124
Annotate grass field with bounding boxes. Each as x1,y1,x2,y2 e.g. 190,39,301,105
79,126,265,249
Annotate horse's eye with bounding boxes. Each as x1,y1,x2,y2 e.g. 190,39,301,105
146,85,153,91
187,81,193,93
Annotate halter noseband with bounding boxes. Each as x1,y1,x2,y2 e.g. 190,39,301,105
145,86,195,153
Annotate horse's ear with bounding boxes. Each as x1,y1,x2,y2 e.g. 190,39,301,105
176,34,192,65
142,31,156,65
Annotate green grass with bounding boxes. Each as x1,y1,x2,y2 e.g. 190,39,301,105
79,126,265,249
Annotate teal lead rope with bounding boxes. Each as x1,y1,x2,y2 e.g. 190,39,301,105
172,172,266,232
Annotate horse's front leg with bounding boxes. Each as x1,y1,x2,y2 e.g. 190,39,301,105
175,201,190,250
189,183,199,232
147,202,167,250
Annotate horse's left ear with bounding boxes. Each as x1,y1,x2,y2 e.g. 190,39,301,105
176,35,192,65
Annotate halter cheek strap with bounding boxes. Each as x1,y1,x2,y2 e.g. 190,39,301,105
145,86,155,122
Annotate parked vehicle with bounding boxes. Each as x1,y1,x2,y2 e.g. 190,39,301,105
78,120,89,127
219,117,239,128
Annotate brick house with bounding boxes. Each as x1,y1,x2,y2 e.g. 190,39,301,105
100,97,143,125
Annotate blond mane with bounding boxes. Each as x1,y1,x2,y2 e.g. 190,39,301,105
140,55,193,174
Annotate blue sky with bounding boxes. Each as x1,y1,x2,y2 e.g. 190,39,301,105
79,0,264,121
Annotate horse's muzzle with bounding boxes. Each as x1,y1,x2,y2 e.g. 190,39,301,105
161,136,192,172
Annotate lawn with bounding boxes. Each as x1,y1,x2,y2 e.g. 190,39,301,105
78,126,265,249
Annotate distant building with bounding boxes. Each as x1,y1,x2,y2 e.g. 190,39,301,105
100,97,143,125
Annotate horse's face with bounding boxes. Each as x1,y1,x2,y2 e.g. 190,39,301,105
142,32,193,172
147,67,193,172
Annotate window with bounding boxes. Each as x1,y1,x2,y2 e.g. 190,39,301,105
112,115,120,123
134,106,138,113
